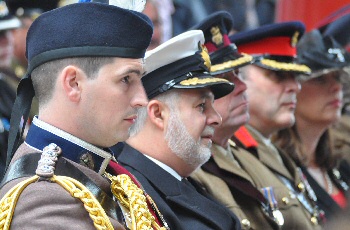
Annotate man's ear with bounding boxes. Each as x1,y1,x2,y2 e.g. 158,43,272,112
61,65,84,103
147,100,169,130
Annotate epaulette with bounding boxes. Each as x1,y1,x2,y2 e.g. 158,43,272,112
0,143,115,230
0,143,168,230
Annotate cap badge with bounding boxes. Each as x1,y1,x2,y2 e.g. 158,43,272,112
210,26,223,46
291,31,299,47
79,152,95,170
199,44,211,70
328,48,345,62
0,1,9,17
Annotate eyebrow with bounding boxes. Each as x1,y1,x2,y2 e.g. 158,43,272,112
120,68,143,77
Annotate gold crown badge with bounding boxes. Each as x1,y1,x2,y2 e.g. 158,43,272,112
210,26,223,46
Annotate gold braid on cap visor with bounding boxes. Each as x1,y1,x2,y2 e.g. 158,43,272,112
210,53,253,73
179,77,229,86
260,59,311,74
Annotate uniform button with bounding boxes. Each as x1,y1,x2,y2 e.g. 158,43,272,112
282,197,289,204
298,182,305,192
311,216,318,225
241,219,251,229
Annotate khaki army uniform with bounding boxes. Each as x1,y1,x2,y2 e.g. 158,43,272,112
192,143,279,230
231,125,322,229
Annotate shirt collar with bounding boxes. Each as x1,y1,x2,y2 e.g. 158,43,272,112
144,154,182,181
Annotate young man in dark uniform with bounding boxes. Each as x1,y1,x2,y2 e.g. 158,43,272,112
0,1,166,229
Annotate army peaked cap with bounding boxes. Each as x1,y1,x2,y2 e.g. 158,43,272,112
230,21,311,75
0,1,21,31
191,11,253,75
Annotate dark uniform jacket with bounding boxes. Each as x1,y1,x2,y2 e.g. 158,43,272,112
118,143,241,230
0,120,125,230
232,125,322,230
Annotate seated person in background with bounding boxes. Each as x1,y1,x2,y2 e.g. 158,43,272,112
118,30,241,230
230,21,324,229
273,28,350,221
191,12,323,230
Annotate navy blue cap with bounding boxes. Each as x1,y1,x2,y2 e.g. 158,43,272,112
230,21,311,74
26,2,153,71
297,29,350,78
143,30,234,99
6,1,153,168
191,11,253,75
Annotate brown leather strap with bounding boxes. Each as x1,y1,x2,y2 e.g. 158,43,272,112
202,157,270,211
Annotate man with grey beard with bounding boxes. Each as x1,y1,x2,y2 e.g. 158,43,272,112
117,30,241,230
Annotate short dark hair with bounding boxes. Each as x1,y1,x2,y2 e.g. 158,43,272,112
31,57,114,106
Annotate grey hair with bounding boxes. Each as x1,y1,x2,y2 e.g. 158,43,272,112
129,89,181,136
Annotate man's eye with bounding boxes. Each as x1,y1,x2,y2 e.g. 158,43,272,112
122,76,130,83
198,103,205,112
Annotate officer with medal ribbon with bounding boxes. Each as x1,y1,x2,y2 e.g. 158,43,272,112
117,30,241,229
188,11,284,230
230,21,324,229
0,1,169,229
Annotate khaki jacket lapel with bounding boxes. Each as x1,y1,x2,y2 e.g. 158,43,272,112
246,126,294,181
212,143,255,184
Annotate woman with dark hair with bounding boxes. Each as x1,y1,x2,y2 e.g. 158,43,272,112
273,29,350,221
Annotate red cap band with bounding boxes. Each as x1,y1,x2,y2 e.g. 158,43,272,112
204,34,231,53
237,36,296,57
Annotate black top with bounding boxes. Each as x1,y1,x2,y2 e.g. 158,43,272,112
301,159,350,220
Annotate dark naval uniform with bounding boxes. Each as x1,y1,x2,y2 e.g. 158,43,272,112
118,143,241,230
232,125,323,229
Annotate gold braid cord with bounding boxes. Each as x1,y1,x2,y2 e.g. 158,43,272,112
210,53,253,73
105,173,166,230
52,175,114,230
260,59,311,73
0,175,114,230
0,175,40,230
